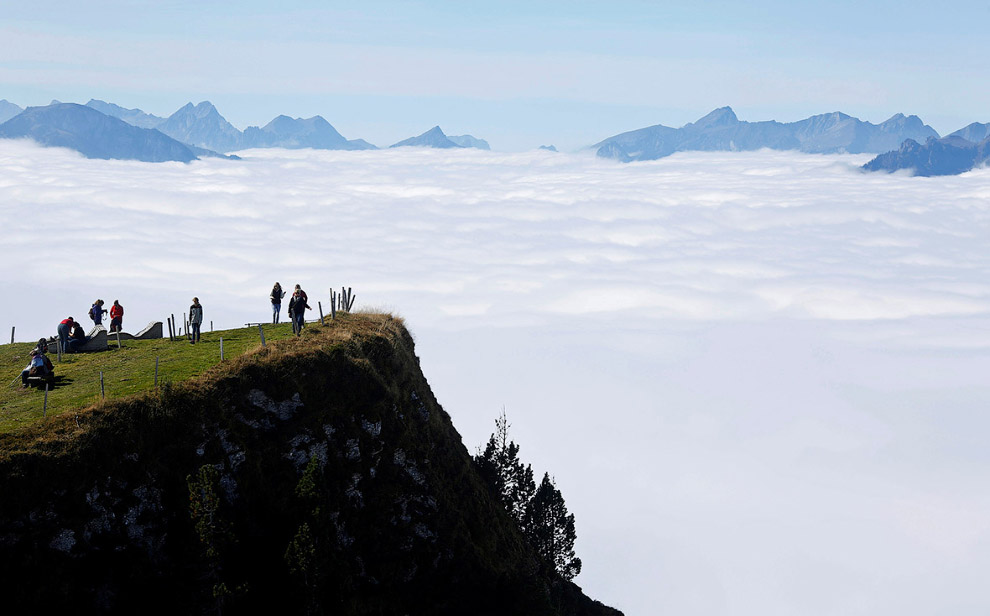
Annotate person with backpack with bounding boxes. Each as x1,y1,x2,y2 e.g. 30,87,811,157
189,297,204,344
287,285,311,336
109,300,124,333
270,282,285,324
89,299,107,326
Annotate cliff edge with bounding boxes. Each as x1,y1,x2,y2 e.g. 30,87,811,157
0,313,621,615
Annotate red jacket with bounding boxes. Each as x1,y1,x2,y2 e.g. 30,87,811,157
110,304,123,319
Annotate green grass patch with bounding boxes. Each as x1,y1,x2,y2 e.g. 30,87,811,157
0,322,308,434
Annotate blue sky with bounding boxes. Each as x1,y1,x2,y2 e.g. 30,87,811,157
2,1,988,149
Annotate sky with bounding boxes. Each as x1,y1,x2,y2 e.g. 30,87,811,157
3,142,990,615
2,1,990,150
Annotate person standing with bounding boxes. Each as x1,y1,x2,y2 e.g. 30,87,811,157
56,317,74,353
89,299,107,326
270,282,285,324
189,297,204,344
287,285,311,336
109,300,124,333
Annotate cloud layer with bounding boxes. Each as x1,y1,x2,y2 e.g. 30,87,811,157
3,141,990,615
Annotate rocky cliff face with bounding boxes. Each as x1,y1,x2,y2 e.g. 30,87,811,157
0,314,620,616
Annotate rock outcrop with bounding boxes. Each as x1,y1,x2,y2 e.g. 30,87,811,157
0,314,620,616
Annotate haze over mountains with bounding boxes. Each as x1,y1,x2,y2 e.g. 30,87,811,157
593,106,941,161
0,97,988,174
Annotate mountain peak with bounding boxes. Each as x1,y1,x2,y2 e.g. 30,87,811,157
691,106,738,129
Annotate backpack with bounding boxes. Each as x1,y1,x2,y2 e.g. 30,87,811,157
88,305,96,321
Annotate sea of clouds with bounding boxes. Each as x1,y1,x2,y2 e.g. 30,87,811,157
3,140,990,615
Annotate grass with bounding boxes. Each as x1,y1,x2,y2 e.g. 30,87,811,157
0,321,314,434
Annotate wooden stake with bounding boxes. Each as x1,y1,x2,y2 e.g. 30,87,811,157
210,320,213,332
9,326,13,344
43,382,49,417
220,338,224,361
318,301,325,326
100,371,105,399
116,331,122,350
258,324,266,347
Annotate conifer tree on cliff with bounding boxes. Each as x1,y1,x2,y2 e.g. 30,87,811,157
474,410,536,526
524,473,582,581
474,411,581,580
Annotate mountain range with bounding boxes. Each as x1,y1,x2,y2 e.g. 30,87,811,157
594,107,941,162
0,103,200,163
862,135,990,176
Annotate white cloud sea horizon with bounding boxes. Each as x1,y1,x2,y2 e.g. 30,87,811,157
3,141,990,615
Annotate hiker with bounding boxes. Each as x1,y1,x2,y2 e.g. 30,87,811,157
89,299,107,325
270,282,285,324
287,285,311,336
20,350,53,388
189,297,204,344
56,317,74,353
109,300,124,333
35,338,49,355
67,321,89,352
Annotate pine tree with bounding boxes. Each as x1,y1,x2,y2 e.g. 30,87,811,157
474,409,536,527
523,473,582,581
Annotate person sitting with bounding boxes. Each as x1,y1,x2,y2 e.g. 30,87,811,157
67,321,89,353
20,350,52,388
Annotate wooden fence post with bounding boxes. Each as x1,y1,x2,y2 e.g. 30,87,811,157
318,301,325,325
258,324,266,347
9,326,13,344
100,371,105,399
43,382,49,417
220,338,224,361
210,320,213,332
116,331,122,350
155,356,159,387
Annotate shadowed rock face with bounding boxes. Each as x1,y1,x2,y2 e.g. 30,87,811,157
0,103,197,163
862,135,990,176
595,106,940,161
0,315,622,616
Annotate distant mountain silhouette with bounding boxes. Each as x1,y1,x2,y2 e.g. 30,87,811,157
538,145,558,152
86,99,165,129
595,107,940,161
241,115,377,150
447,134,490,150
0,99,22,124
862,135,990,176
0,103,198,162
948,122,990,143
158,101,243,153
390,126,464,149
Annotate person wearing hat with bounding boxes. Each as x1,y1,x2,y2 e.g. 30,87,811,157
189,297,204,344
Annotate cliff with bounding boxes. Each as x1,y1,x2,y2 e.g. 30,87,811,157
0,313,620,615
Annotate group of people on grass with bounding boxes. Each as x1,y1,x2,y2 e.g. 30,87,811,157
18,283,316,391
271,282,312,336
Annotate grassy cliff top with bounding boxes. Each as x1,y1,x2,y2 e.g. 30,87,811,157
0,312,405,445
